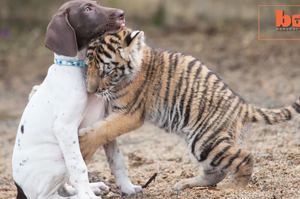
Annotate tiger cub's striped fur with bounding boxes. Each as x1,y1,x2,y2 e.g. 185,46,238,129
80,27,300,190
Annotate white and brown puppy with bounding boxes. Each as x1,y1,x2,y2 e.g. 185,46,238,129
12,1,142,198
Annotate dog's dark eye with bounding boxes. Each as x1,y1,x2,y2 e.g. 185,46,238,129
85,7,91,12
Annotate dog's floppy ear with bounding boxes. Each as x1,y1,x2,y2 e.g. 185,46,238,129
45,10,78,57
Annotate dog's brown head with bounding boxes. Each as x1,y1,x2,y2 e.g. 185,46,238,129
45,0,125,57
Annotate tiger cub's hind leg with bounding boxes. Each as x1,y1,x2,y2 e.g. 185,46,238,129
214,147,254,189
174,136,254,190
174,167,227,191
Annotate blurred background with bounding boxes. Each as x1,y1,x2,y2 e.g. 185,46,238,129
0,0,300,110
1,0,300,110
1,1,300,198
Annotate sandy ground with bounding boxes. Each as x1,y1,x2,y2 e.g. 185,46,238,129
0,23,300,198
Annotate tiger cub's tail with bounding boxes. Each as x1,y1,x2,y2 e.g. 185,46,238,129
247,97,300,125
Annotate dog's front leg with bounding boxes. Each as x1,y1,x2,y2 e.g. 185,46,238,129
53,120,102,199
104,140,143,196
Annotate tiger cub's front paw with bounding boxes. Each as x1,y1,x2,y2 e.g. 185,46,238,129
78,127,99,164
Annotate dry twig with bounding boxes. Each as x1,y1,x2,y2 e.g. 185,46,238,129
142,173,158,188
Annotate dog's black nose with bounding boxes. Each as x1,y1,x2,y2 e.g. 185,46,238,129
115,9,125,20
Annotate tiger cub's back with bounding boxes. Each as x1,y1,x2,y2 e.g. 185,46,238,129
141,49,245,136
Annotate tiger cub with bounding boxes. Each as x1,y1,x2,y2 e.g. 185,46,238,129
79,27,300,190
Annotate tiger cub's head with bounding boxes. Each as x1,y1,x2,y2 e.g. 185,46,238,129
86,27,145,96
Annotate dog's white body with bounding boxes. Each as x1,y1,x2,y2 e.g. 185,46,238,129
12,54,141,199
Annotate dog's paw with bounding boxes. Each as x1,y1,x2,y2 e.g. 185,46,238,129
77,189,101,199
117,181,143,196
28,85,40,101
90,182,110,196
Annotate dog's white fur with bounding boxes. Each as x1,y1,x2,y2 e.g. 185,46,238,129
12,52,142,199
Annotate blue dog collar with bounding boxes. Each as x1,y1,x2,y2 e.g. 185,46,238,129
54,58,86,67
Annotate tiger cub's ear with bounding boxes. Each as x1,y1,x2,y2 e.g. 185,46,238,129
120,31,145,62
